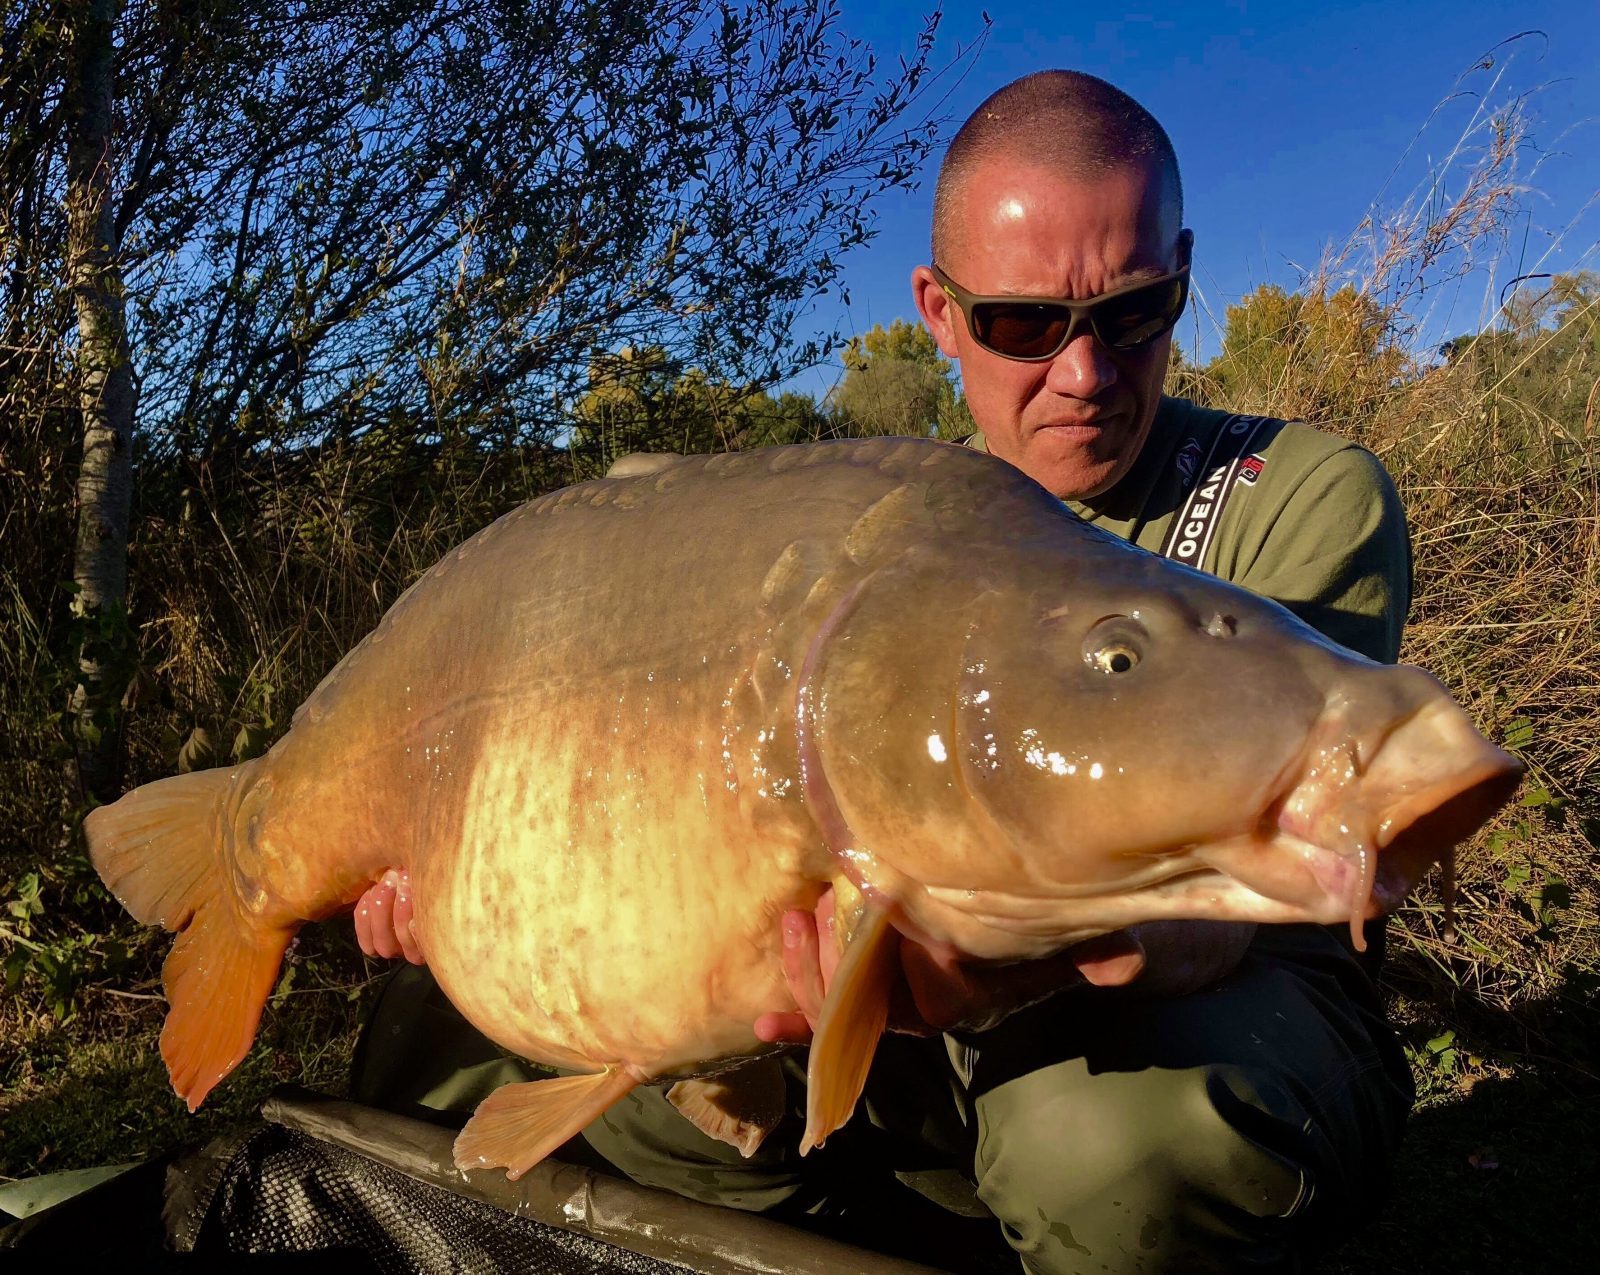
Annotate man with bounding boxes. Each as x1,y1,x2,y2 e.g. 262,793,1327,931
355,71,1414,1273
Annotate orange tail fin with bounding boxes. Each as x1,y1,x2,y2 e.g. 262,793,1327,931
85,766,293,1110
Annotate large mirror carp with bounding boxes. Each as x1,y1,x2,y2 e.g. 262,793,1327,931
84,438,1520,1179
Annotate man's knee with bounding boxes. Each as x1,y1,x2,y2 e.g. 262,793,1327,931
582,1071,816,1215
973,1062,1340,1274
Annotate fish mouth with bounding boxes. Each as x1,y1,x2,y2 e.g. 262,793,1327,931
1201,698,1522,946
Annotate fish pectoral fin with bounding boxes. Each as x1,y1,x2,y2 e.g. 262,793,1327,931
453,1068,637,1181
800,903,898,1155
667,1056,788,1158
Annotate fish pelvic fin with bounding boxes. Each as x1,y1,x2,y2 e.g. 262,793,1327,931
667,1056,788,1158
84,766,292,1111
454,1067,638,1181
800,904,898,1155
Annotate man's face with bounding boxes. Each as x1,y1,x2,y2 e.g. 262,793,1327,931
914,158,1188,500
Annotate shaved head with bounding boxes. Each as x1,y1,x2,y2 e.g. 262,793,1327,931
931,71,1182,266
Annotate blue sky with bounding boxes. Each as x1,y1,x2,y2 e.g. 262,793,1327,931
793,0,1600,395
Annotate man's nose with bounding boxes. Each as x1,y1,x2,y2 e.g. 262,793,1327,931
1045,332,1118,398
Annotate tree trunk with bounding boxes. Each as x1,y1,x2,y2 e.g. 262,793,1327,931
65,0,136,804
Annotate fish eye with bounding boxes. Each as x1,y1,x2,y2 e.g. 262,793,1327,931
1081,615,1147,676
1088,643,1140,675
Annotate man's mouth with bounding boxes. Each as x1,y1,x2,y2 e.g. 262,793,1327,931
1030,416,1121,445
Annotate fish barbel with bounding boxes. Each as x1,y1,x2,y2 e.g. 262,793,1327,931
84,438,1520,1178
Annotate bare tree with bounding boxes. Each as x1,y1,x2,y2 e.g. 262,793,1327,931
64,0,136,802
2,0,976,806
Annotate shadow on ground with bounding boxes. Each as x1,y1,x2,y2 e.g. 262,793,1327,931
1317,1075,1598,1274
1315,978,1600,1275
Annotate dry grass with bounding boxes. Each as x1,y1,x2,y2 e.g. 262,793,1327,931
1176,41,1599,1132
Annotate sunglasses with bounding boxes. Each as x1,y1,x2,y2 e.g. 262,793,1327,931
930,263,1190,361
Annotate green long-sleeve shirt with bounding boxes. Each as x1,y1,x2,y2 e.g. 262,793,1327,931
966,395,1412,664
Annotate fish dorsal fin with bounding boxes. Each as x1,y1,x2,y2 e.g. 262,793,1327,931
667,1056,788,1158
800,903,898,1155
453,1068,637,1181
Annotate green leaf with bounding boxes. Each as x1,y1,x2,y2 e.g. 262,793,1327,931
3,951,29,993
232,721,269,763
177,726,218,773
1502,718,1534,750
7,873,43,928
1427,1030,1456,1052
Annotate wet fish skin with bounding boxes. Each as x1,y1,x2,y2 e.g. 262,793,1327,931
83,436,1518,1167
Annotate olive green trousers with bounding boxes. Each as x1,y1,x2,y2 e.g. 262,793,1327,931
351,923,1411,1274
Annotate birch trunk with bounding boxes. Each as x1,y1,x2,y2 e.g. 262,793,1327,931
65,0,136,803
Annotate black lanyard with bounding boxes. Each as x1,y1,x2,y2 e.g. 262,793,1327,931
1159,415,1271,572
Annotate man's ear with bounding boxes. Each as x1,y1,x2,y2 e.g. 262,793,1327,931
912,266,962,360
1177,228,1195,270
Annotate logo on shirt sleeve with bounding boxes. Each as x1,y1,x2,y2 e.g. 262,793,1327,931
1175,437,1204,486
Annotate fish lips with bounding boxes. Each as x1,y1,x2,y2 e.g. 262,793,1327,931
1212,697,1523,922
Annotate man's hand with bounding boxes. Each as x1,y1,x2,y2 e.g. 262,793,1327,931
1114,919,1257,999
354,868,425,964
753,886,1159,1045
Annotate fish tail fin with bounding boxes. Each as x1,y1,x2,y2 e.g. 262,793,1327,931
85,765,293,1111
454,1068,638,1181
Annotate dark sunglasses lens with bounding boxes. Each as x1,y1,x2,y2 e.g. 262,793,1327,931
1097,277,1186,348
973,303,1072,359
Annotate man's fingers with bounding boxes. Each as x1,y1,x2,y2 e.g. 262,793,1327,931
356,878,396,958
781,909,827,1028
900,939,982,1032
354,870,416,962
354,891,376,957
1070,930,1147,987
393,871,424,964
814,890,841,990
367,875,400,959
753,1011,813,1044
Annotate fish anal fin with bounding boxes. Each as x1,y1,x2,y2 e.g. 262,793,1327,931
801,904,898,1155
454,1068,638,1181
667,1056,788,1158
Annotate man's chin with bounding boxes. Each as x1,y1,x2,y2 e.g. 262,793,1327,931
1021,434,1123,500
